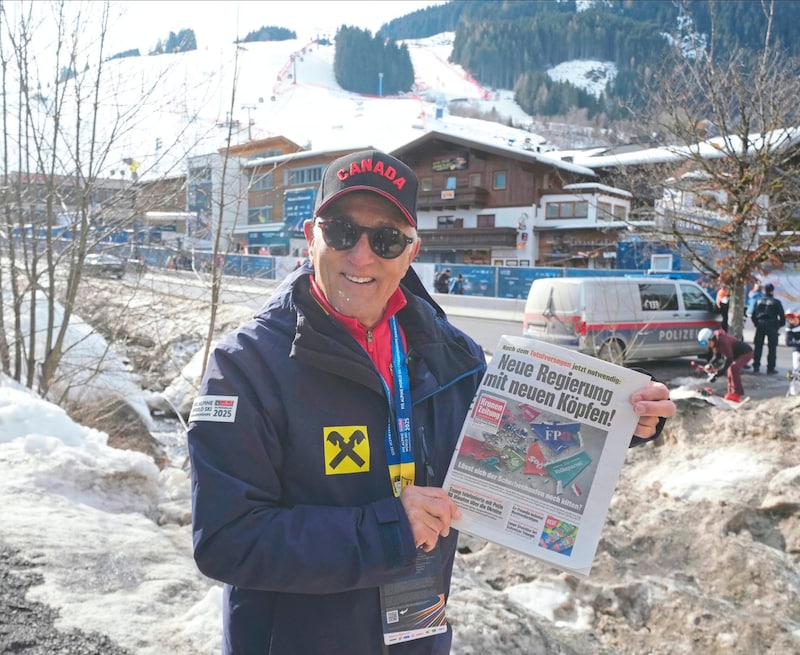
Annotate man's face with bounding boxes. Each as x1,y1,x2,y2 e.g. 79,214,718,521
304,192,420,328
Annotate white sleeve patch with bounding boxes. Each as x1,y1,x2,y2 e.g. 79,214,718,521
189,395,239,423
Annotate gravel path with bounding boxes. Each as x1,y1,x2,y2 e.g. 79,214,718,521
0,541,131,655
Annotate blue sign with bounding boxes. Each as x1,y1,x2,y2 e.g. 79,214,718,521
442,265,495,297
498,267,560,298
284,188,317,231
242,255,274,278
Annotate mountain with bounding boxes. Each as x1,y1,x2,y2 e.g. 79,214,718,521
70,31,594,184
379,0,800,119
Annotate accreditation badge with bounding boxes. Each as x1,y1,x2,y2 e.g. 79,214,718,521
379,544,447,645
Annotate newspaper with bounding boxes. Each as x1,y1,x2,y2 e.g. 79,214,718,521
442,335,648,576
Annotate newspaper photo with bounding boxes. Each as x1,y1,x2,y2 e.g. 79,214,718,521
442,335,648,576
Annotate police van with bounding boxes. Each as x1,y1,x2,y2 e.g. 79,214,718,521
522,276,721,363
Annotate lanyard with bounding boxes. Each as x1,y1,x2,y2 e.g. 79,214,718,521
383,316,414,497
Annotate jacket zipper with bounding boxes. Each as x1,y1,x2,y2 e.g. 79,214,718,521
366,328,374,355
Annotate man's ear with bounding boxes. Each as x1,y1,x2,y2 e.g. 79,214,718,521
303,219,314,248
410,238,421,260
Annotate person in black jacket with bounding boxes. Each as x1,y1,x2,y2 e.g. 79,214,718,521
449,273,464,295
751,282,785,374
187,149,676,655
434,268,451,293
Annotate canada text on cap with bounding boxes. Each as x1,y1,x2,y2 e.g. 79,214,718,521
314,149,418,227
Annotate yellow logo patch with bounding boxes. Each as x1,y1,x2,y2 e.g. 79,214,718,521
324,426,370,475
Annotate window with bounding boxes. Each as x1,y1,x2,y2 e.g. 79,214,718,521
613,204,627,221
190,166,211,182
545,201,589,219
287,165,324,186
477,214,495,228
650,254,673,271
251,171,274,191
493,171,507,189
469,173,481,187
248,206,273,224
445,176,457,190
437,216,462,229
421,178,433,192
248,149,282,160
598,201,612,220
639,283,679,311
681,284,714,311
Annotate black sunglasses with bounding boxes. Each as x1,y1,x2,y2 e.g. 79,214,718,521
315,218,415,259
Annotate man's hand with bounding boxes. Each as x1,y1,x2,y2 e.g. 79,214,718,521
400,485,462,552
630,381,676,439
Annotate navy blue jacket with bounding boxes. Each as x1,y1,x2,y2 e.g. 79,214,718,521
188,266,486,654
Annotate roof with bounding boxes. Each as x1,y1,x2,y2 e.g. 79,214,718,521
391,130,597,178
243,146,373,169
552,126,800,170
561,182,632,198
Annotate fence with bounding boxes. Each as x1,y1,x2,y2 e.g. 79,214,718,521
13,241,798,308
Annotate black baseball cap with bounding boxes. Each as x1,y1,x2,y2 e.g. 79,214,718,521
314,149,418,227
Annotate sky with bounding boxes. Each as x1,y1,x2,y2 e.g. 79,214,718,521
108,0,447,53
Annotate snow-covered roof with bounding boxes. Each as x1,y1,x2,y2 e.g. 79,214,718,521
242,146,373,169
562,182,632,198
561,126,800,170
392,130,597,178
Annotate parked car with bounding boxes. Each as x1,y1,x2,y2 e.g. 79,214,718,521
84,253,126,279
523,276,722,363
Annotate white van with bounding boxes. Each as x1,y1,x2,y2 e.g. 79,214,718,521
522,276,722,363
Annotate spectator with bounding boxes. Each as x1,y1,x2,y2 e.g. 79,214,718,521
751,282,785,374
697,327,753,402
449,273,464,295
785,311,800,381
434,268,451,293
746,282,764,317
187,149,676,655
715,283,730,332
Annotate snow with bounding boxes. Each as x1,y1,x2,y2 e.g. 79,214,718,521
640,447,775,503
0,378,220,653
546,60,617,99
0,345,768,654
2,365,782,653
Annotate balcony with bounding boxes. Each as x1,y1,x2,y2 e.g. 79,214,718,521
417,186,489,211
417,227,518,251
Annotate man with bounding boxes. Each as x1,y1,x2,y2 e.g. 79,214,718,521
751,282,785,374
449,273,464,295
746,282,763,318
697,327,753,402
434,267,451,293
187,149,676,655
715,283,730,332
785,311,800,388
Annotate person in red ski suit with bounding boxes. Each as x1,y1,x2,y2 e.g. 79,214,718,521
698,328,753,402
